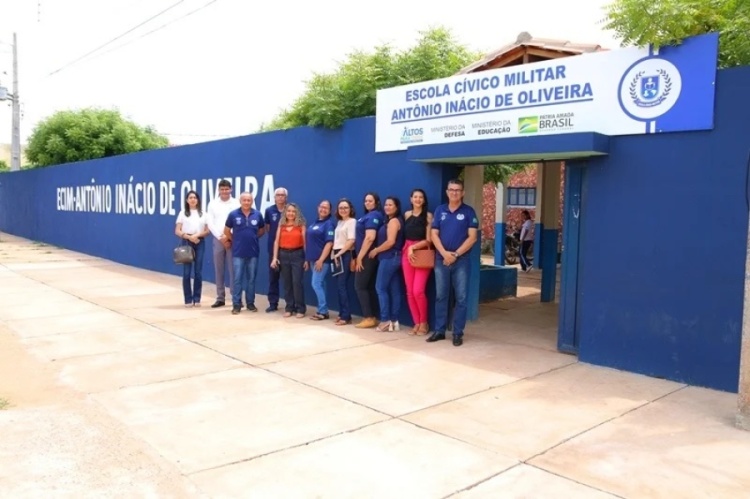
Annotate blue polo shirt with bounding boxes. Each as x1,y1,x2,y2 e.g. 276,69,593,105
375,217,404,260
431,203,479,258
264,205,284,253
226,208,265,258
355,210,383,254
305,217,335,262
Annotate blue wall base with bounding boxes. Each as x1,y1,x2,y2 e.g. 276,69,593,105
494,222,506,266
479,265,518,301
533,223,543,269
467,231,482,321
540,229,558,303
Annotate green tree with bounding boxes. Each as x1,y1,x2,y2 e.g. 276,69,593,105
0,159,8,172
260,27,482,131
603,0,750,68
261,27,527,183
25,108,169,168
482,163,530,185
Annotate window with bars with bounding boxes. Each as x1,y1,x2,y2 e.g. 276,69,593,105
508,187,536,207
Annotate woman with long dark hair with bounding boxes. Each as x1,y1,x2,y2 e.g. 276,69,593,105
174,190,209,307
402,189,433,334
354,192,382,328
369,196,405,332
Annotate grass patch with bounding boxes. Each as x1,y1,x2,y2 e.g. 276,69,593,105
0,398,9,410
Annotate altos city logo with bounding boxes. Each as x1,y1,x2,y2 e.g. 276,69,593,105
400,127,424,144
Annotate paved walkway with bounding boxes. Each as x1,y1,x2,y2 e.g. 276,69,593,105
1,233,749,498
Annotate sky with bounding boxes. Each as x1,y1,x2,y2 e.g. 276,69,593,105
0,0,621,146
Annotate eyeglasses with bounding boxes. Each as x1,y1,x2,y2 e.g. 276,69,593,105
447,188,463,193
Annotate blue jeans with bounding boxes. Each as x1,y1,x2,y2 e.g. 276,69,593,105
232,256,258,307
335,251,352,320
434,256,470,337
375,254,403,322
311,261,329,314
182,239,205,304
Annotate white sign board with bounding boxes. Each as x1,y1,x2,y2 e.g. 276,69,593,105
374,34,718,152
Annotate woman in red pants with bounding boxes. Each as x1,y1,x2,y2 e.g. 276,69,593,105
401,189,433,335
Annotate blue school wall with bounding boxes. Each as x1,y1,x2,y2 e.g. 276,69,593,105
576,66,750,392
0,117,457,323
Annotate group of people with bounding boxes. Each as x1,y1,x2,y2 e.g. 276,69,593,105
174,178,478,346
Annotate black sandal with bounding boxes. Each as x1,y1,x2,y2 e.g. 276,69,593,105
310,313,330,321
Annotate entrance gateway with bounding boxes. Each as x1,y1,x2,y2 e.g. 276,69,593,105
373,32,719,355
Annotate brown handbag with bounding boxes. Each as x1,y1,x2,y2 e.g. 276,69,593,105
411,242,435,269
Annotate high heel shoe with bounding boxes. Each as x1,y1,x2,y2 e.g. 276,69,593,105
376,321,391,332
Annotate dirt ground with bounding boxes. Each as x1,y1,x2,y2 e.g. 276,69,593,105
0,326,202,498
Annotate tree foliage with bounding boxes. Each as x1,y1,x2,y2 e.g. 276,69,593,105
603,0,750,68
482,163,529,185
0,159,8,172
25,108,169,168
260,27,482,131
261,27,530,183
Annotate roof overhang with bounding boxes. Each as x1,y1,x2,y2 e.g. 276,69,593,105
406,132,610,164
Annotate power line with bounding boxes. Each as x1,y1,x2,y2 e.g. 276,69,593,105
46,0,186,77
83,0,219,63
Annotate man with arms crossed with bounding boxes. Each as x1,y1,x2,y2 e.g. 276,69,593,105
224,192,266,314
263,187,288,312
428,179,479,347
206,179,240,307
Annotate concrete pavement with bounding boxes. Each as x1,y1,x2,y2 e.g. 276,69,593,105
1,232,749,498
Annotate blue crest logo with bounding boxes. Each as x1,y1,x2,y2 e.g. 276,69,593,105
618,57,682,123
640,75,659,100
630,69,672,108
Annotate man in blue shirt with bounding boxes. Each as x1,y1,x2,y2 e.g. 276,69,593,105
224,192,266,314
428,179,479,346
263,187,288,312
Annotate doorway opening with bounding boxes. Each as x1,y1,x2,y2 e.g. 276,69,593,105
467,161,572,354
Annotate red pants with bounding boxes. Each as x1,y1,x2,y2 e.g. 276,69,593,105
401,239,431,324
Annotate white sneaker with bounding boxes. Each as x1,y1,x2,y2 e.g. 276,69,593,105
390,321,400,332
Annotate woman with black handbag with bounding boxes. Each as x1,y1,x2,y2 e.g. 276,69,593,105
175,190,209,307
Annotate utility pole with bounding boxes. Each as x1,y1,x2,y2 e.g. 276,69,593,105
10,32,20,171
